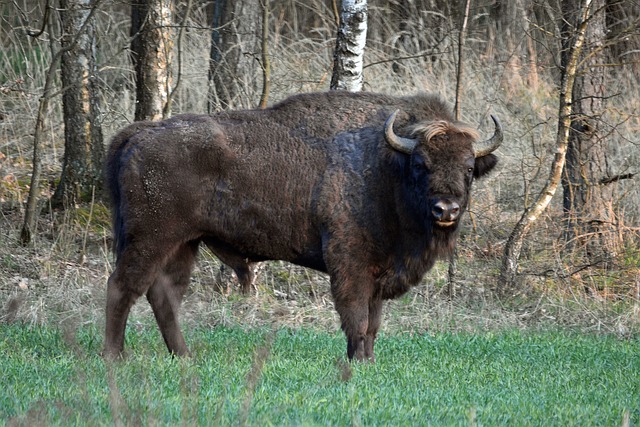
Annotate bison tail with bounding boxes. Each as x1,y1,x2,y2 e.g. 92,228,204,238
105,129,139,260
108,177,126,260
106,153,127,259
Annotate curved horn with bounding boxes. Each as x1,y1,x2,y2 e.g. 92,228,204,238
384,110,418,154
473,114,503,158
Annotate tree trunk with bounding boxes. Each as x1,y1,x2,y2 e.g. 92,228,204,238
448,0,471,298
389,0,414,75
258,0,271,109
500,0,594,291
453,0,470,120
330,0,367,92
208,0,261,111
21,0,102,244
524,2,539,88
21,70,55,245
561,0,618,264
52,0,104,208
131,0,174,121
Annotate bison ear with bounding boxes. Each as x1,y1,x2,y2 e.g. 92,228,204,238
474,153,498,178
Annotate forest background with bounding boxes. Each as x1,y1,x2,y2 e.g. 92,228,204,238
1,0,640,337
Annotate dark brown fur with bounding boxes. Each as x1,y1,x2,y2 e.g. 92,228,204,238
104,91,500,361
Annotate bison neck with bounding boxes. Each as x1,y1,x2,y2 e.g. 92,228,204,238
377,226,459,300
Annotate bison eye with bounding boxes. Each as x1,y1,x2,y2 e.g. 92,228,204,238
467,167,473,174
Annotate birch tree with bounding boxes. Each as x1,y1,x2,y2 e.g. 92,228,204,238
500,0,594,290
448,0,471,297
330,0,367,91
51,0,104,208
131,0,174,121
561,0,618,263
258,0,271,109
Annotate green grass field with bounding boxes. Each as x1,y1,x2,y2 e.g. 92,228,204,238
2,324,638,426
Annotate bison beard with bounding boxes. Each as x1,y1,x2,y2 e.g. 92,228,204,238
103,91,502,362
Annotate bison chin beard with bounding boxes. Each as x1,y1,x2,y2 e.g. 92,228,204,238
429,220,460,259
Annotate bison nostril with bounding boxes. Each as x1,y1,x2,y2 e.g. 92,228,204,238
432,202,446,220
433,200,460,222
449,202,460,220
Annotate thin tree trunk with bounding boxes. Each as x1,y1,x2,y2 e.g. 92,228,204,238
208,0,260,111
258,0,270,109
390,0,413,75
449,0,471,298
524,2,539,87
500,0,594,291
52,0,104,208
164,0,192,118
454,0,470,120
21,71,55,245
330,0,367,92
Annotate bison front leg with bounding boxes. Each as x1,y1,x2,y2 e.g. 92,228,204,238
235,262,258,294
332,278,376,362
364,297,383,362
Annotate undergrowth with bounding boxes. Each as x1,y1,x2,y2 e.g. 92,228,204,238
1,204,639,339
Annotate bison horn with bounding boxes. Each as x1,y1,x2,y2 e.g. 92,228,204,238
473,114,503,158
384,110,418,154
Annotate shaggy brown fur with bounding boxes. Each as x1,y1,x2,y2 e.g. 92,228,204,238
104,91,501,361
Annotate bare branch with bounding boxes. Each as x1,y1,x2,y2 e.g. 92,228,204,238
600,173,636,185
165,0,193,117
13,0,50,38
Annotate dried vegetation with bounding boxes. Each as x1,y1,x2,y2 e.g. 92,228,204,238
1,1,639,337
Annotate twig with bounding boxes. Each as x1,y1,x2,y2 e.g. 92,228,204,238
14,0,50,38
258,0,271,109
600,173,635,185
164,0,193,118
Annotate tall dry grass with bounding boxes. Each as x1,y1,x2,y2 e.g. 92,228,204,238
1,1,639,337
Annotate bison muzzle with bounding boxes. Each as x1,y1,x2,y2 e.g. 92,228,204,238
104,91,503,362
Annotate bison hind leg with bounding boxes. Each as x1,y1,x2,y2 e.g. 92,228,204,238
233,262,259,294
203,240,259,294
104,249,165,359
104,272,140,359
146,241,199,356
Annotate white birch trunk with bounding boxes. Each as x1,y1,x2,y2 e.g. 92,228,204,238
53,0,104,206
132,0,174,121
330,0,367,92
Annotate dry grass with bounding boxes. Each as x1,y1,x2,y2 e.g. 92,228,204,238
1,2,639,339
2,205,638,339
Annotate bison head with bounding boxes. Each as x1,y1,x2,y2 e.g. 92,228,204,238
384,110,502,231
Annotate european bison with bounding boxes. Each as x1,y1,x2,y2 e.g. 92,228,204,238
104,91,503,361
